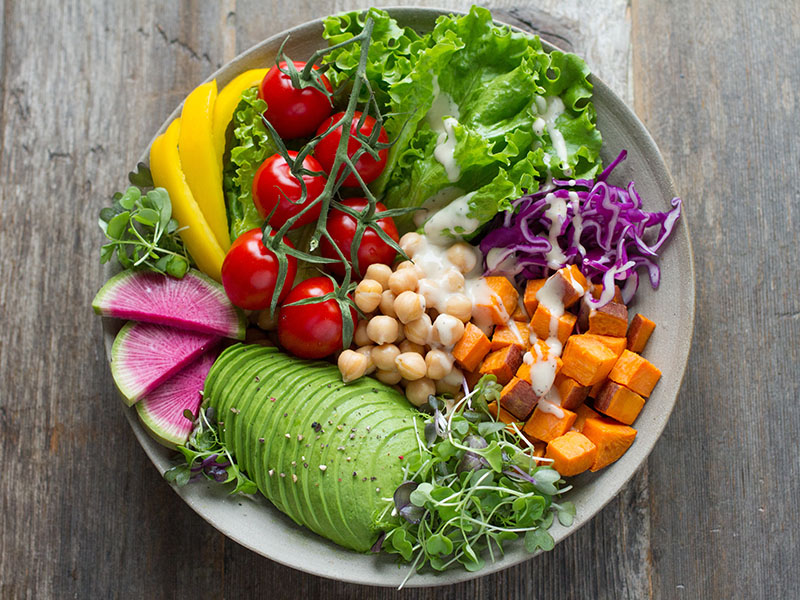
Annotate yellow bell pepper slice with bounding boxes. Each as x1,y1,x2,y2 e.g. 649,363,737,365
178,81,231,251
150,119,226,282
212,68,268,161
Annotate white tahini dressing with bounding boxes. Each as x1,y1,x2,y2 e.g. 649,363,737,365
534,95,570,175
543,193,567,269
423,191,479,245
434,117,461,182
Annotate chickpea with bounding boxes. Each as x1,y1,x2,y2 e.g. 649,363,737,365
395,352,427,380
393,291,426,324
395,325,406,343
396,260,426,281
379,290,397,317
375,369,402,385
354,279,382,313
405,378,436,407
256,309,278,331
435,378,462,396
425,349,454,380
338,350,368,383
442,268,465,293
444,293,473,322
442,366,464,388
404,313,432,345
354,319,371,347
432,313,466,348
367,315,399,345
388,268,418,295
399,339,426,355
446,242,478,274
355,345,376,374
364,263,391,290
399,232,425,258
371,343,400,371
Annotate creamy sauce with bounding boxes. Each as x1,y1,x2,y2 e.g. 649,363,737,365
543,193,567,269
414,186,465,228
568,191,586,256
534,95,570,175
423,191,479,245
433,117,461,182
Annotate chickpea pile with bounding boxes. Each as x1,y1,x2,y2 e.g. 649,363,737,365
337,233,478,407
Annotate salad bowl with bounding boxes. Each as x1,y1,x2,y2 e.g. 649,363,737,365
102,6,695,587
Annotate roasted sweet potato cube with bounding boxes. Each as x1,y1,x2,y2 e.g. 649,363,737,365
560,335,618,386
555,265,589,308
491,321,531,351
583,334,627,358
590,283,623,303
523,279,547,315
532,441,547,459
473,276,519,326
452,322,492,372
588,379,606,399
511,303,529,322
588,301,629,337
546,431,597,476
553,373,590,410
573,403,601,432
594,381,645,425
479,345,524,385
530,304,577,344
500,377,538,420
523,405,577,442
516,357,563,385
608,350,662,397
581,417,637,471
464,369,483,391
627,314,656,353
487,400,521,433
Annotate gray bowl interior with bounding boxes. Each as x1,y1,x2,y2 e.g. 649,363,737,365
102,7,695,588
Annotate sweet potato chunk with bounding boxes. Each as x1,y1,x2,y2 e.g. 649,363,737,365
555,265,589,308
590,283,623,303
479,345,524,385
473,276,519,326
530,304,577,344
588,379,605,399
523,279,546,315
523,405,577,442
553,373,590,410
608,350,662,397
588,301,629,337
583,334,627,358
488,400,521,433
573,403,601,432
546,431,597,476
491,321,531,351
581,417,637,471
560,334,618,386
511,303,529,323
594,381,645,425
500,377,538,420
452,322,492,372
627,314,656,353
515,357,563,385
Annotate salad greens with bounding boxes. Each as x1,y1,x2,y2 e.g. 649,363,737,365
381,376,573,580
322,6,603,235
99,164,192,278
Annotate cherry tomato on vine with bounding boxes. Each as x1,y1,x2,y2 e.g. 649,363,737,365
313,111,389,187
258,61,333,140
221,229,297,311
319,198,399,278
277,277,357,359
252,151,327,229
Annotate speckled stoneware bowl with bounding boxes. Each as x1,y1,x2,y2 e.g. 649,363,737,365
102,7,695,587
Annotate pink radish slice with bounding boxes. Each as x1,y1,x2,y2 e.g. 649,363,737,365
111,322,220,406
136,349,218,447
92,269,245,339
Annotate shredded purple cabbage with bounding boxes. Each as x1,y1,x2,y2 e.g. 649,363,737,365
480,150,681,306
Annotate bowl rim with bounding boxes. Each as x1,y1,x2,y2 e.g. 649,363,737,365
105,5,696,587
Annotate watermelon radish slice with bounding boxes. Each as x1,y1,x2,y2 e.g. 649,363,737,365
93,269,245,340
111,322,220,406
136,349,218,448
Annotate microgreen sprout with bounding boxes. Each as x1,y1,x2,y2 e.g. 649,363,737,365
381,375,573,587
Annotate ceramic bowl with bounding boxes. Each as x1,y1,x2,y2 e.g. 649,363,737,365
102,7,695,587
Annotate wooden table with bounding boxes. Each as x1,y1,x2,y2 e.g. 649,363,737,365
2,0,797,597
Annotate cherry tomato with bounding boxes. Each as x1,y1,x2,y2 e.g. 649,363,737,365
319,198,399,278
258,61,333,140
221,229,297,311
252,151,327,229
313,111,389,187
278,277,357,359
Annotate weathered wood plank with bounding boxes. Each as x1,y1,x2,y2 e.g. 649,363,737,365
632,0,800,598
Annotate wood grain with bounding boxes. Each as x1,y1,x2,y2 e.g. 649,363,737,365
0,0,796,598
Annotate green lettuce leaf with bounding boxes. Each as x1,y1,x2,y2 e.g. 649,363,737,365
322,6,603,240
223,87,276,241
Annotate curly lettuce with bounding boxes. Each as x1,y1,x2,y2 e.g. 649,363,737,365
322,6,603,238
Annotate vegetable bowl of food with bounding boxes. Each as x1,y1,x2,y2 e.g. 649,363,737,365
94,5,694,588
